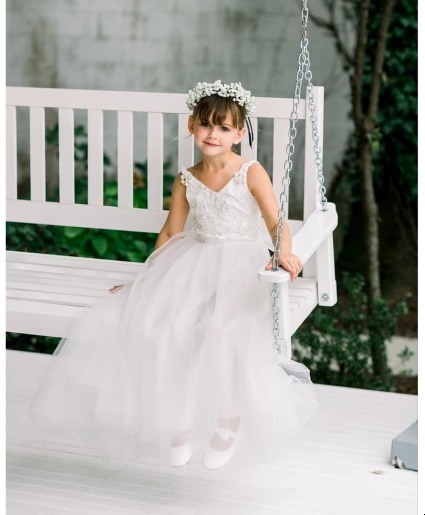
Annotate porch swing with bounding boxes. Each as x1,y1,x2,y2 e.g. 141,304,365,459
5,1,337,342
258,0,338,360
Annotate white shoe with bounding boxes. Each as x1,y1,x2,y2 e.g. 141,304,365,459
169,441,192,467
203,426,243,470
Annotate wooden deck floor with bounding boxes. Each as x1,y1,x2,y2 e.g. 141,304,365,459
6,350,418,515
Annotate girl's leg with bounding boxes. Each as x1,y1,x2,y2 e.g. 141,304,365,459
170,429,190,447
210,416,241,451
169,429,192,467
203,415,243,469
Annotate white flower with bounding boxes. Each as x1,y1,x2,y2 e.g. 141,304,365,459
233,170,245,184
186,80,256,116
180,171,191,186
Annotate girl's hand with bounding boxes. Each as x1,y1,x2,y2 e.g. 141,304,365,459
265,252,303,282
110,284,124,293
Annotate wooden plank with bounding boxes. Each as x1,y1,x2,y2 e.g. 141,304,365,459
6,269,134,293
178,114,194,169
29,107,46,202
87,109,104,206
6,289,100,306
272,118,290,210
7,350,418,513
7,87,306,119
7,301,81,337
6,200,168,233
316,235,338,306
6,262,137,280
147,113,164,210
6,268,135,283
6,289,101,306
6,105,18,200
6,265,138,281
117,111,134,209
6,250,143,272
6,265,139,282
6,281,107,297
58,108,75,204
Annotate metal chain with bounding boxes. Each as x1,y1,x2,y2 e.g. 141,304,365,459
270,0,327,358
303,40,328,211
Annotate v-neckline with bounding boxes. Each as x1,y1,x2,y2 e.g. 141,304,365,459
183,162,249,194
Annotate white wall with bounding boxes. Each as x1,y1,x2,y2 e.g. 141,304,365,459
6,0,352,213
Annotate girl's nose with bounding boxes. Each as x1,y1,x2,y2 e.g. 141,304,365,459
208,127,219,138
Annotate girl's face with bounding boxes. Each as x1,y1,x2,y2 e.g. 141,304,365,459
188,114,246,157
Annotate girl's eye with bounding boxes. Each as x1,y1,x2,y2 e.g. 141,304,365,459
200,121,210,127
220,127,230,132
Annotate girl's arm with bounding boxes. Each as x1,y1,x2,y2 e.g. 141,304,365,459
154,173,190,250
110,174,189,293
247,162,302,282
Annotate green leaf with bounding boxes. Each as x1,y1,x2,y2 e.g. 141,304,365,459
92,236,108,256
126,251,142,262
64,226,85,239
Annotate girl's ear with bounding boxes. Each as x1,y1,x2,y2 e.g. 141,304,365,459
234,127,247,145
188,115,195,134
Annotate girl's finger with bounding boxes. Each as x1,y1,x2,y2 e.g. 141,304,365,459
110,284,124,293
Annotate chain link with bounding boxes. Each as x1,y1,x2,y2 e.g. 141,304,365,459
270,0,327,358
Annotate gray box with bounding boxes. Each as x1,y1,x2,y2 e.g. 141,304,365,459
391,420,418,471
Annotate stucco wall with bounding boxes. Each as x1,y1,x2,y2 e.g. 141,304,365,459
6,0,351,211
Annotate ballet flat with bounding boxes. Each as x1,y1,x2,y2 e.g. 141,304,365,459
203,427,243,470
169,441,192,467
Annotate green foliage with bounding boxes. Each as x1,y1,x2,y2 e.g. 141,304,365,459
6,333,60,355
6,223,70,254
365,1,418,202
61,225,156,262
292,273,409,391
395,345,415,377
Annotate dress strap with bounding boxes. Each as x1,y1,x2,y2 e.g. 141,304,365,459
241,160,258,172
233,160,258,184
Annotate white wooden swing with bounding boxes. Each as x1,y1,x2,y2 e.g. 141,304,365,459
6,2,337,358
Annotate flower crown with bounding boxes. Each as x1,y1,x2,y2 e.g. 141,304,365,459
186,80,256,116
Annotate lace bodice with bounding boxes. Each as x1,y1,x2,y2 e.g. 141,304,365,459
180,160,261,242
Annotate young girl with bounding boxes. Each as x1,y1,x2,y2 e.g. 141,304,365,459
30,80,317,470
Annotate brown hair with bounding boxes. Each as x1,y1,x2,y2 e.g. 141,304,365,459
192,95,246,130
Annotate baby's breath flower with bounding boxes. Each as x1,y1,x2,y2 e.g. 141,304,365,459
186,80,256,116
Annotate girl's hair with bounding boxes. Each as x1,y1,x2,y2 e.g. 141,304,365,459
193,95,246,130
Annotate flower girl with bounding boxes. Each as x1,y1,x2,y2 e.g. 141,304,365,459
30,80,317,470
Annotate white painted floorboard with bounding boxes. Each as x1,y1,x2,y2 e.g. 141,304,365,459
7,350,417,515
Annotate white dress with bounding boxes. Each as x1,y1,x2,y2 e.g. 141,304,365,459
29,160,317,464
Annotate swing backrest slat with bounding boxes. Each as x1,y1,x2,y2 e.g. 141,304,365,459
6,86,322,235
29,106,47,202
117,110,134,209
147,112,164,211
87,109,104,207
58,108,75,204
6,105,18,200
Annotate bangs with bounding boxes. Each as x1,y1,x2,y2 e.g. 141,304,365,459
193,96,245,129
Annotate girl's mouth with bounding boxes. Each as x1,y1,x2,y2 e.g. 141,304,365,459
205,141,219,147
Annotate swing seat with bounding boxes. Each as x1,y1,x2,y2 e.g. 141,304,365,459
258,203,338,359
6,86,337,347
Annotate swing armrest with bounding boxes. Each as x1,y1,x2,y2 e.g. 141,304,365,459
258,203,338,283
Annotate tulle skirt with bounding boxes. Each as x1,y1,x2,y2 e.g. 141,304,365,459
29,232,317,464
